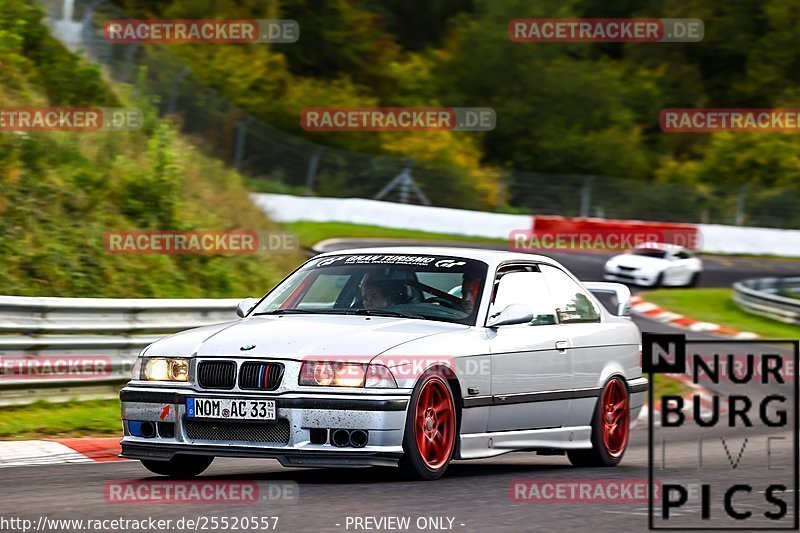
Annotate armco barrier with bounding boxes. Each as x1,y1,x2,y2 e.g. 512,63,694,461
0,296,240,334
733,277,800,326
0,297,239,405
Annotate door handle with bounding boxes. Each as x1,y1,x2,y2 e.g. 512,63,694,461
555,341,568,352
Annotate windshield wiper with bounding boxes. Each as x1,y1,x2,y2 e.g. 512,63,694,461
349,309,425,319
253,309,335,315
253,308,425,319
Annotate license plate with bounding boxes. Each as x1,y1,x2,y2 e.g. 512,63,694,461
186,398,276,421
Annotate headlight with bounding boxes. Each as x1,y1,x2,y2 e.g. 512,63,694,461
141,357,190,382
605,260,618,269
299,361,397,388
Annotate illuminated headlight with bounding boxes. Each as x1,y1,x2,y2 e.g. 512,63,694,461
141,357,190,382
299,362,397,388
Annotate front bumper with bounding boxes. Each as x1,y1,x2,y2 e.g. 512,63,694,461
604,269,659,286
119,387,410,467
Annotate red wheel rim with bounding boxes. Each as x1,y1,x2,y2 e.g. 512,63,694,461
414,377,455,469
601,378,629,458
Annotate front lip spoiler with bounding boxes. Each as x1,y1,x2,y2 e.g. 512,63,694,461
120,389,409,412
120,442,402,468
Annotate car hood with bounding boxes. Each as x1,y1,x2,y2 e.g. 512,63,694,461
609,254,667,269
142,314,466,361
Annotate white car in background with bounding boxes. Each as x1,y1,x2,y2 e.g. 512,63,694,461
603,243,702,288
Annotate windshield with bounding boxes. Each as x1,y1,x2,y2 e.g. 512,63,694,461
630,247,667,259
251,254,488,325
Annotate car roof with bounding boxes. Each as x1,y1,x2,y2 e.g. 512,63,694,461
315,246,562,268
632,242,687,252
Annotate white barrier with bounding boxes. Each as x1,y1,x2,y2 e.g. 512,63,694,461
251,193,532,240
697,224,800,257
253,193,800,257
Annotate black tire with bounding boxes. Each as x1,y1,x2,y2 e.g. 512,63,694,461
687,272,700,287
140,455,214,478
398,372,457,480
651,272,664,288
568,377,630,468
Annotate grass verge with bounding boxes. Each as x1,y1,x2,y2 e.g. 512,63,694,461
0,399,121,440
286,221,506,249
641,288,800,339
653,374,693,398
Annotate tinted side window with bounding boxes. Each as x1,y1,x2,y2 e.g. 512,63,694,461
539,265,600,323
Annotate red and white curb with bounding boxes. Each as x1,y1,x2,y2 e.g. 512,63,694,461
637,372,726,425
0,438,124,468
630,295,758,339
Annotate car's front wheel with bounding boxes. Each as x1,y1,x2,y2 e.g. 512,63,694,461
398,373,457,480
140,455,214,478
568,377,630,467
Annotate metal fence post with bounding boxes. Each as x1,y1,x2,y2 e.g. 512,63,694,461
232,116,254,171
580,175,595,218
305,147,326,193
80,0,106,51
167,67,192,115
374,159,430,205
735,185,748,226
120,43,140,82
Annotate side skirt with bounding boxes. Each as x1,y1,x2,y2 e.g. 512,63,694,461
457,426,593,460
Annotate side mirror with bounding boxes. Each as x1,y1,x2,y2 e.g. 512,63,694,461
487,304,534,328
236,297,259,318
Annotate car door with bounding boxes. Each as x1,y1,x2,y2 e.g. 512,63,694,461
665,250,692,284
487,266,571,431
539,264,609,428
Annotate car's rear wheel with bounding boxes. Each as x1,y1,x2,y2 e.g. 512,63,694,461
140,455,214,478
398,373,457,480
568,377,630,467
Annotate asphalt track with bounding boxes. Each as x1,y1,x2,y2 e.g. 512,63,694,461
2,242,799,532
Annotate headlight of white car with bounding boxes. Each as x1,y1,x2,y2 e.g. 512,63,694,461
299,361,397,388
138,357,191,382
605,260,618,269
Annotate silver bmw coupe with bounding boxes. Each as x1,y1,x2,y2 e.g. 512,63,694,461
120,247,646,480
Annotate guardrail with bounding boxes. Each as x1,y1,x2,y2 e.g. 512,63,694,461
0,296,240,405
733,277,800,327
